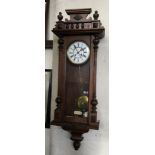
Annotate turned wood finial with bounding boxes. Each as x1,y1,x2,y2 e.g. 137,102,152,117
71,132,84,150
58,12,63,21
93,35,100,49
91,97,98,113
55,96,61,111
93,10,99,20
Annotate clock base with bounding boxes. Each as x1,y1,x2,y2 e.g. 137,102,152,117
51,121,100,150
62,123,89,150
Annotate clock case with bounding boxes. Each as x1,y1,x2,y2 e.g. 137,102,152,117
51,8,105,150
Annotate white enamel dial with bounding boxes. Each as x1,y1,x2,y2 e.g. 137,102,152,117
67,41,90,64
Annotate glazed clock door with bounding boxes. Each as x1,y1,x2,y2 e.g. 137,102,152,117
64,35,91,123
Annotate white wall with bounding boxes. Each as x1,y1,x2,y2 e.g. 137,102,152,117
47,0,109,155
45,49,53,69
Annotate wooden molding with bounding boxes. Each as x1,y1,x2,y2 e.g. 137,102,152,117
66,8,92,15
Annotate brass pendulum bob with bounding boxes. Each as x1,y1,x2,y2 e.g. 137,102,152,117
77,96,88,117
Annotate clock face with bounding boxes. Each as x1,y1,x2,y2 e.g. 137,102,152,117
67,41,90,64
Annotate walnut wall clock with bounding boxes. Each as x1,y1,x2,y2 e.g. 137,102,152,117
51,8,105,150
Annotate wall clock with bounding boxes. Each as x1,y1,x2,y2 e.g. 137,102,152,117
51,8,105,150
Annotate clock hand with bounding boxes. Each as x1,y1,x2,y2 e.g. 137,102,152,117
74,46,79,55
79,48,86,58
79,47,87,53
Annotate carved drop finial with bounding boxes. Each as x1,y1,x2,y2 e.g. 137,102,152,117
71,132,84,150
57,12,63,21
91,97,98,113
93,35,100,49
58,37,64,49
93,10,99,20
